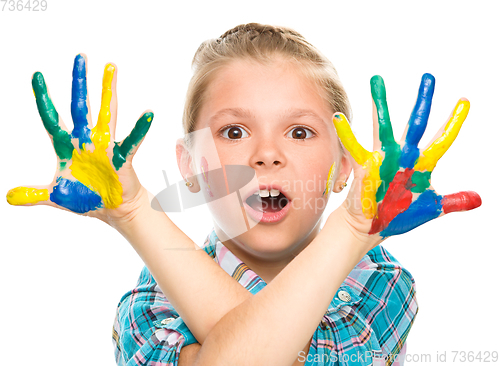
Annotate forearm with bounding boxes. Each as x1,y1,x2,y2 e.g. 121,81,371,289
194,208,376,366
112,188,252,344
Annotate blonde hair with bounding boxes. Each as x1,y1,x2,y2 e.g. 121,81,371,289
182,23,352,149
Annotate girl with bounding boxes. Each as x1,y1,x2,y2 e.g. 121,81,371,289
7,23,481,365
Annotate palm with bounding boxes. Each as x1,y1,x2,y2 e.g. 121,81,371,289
334,74,481,239
6,54,153,219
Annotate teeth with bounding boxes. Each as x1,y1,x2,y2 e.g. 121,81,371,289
253,189,281,198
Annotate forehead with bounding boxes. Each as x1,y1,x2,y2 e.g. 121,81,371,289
199,58,333,124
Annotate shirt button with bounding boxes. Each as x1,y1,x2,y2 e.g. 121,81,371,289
320,319,329,330
161,317,175,325
338,290,351,302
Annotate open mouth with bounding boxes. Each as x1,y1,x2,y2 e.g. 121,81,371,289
245,191,289,213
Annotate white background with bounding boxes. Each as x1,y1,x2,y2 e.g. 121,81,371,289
0,0,498,364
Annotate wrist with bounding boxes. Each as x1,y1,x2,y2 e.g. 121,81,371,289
107,186,152,234
329,204,382,253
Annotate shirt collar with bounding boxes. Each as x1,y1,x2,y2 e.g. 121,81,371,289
201,227,385,314
202,228,267,295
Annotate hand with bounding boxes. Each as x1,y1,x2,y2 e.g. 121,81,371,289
6,54,153,224
333,73,481,243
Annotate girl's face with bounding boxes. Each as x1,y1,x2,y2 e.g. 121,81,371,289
190,58,350,261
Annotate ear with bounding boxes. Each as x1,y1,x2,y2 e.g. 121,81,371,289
176,138,200,193
332,151,352,193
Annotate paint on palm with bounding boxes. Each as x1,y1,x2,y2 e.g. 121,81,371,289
333,74,481,238
6,55,153,213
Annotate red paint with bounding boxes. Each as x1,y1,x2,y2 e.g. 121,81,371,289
442,191,482,214
370,169,414,234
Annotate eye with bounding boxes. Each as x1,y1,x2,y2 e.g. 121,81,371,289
287,126,315,140
219,125,249,141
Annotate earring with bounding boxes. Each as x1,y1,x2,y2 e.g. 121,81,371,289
340,182,347,190
185,181,193,187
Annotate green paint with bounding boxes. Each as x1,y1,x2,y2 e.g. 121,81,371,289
112,112,153,170
410,171,431,193
32,72,74,161
371,76,401,202
59,161,67,170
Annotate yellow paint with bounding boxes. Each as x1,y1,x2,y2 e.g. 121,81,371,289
414,99,470,172
70,63,123,209
324,162,336,196
333,114,371,165
361,152,383,219
201,165,211,190
333,113,382,219
92,63,114,150
6,187,49,205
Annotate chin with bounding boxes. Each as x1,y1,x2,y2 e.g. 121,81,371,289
236,226,302,259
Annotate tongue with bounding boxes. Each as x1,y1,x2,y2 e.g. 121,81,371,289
248,196,284,213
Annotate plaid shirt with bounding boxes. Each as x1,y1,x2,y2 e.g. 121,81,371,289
112,228,418,366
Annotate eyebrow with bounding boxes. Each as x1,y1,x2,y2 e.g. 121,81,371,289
208,108,327,126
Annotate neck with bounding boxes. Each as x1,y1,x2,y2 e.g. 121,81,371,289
215,220,322,284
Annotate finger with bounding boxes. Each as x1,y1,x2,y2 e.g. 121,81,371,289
92,63,116,150
441,191,481,214
32,72,74,161
71,54,92,147
400,73,435,169
332,113,371,166
6,186,50,206
371,99,381,151
112,111,154,170
414,98,470,172
370,76,400,202
370,75,397,151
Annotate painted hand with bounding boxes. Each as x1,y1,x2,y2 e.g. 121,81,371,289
6,54,153,220
333,74,481,239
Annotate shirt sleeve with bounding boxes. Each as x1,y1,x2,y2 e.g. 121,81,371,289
112,266,198,366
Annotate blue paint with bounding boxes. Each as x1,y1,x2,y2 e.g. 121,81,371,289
379,190,442,237
400,73,435,169
71,55,92,148
400,143,420,170
50,177,102,213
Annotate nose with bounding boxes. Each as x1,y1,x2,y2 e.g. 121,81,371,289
250,137,286,170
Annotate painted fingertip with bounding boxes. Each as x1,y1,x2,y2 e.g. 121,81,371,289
420,73,435,97
73,54,86,76
144,111,154,123
104,63,116,73
457,98,471,113
422,73,435,84
77,52,88,60
456,99,471,115
370,75,387,99
442,191,482,213
370,75,384,85
6,187,49,205
31,72,46,93
333,113,344,121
